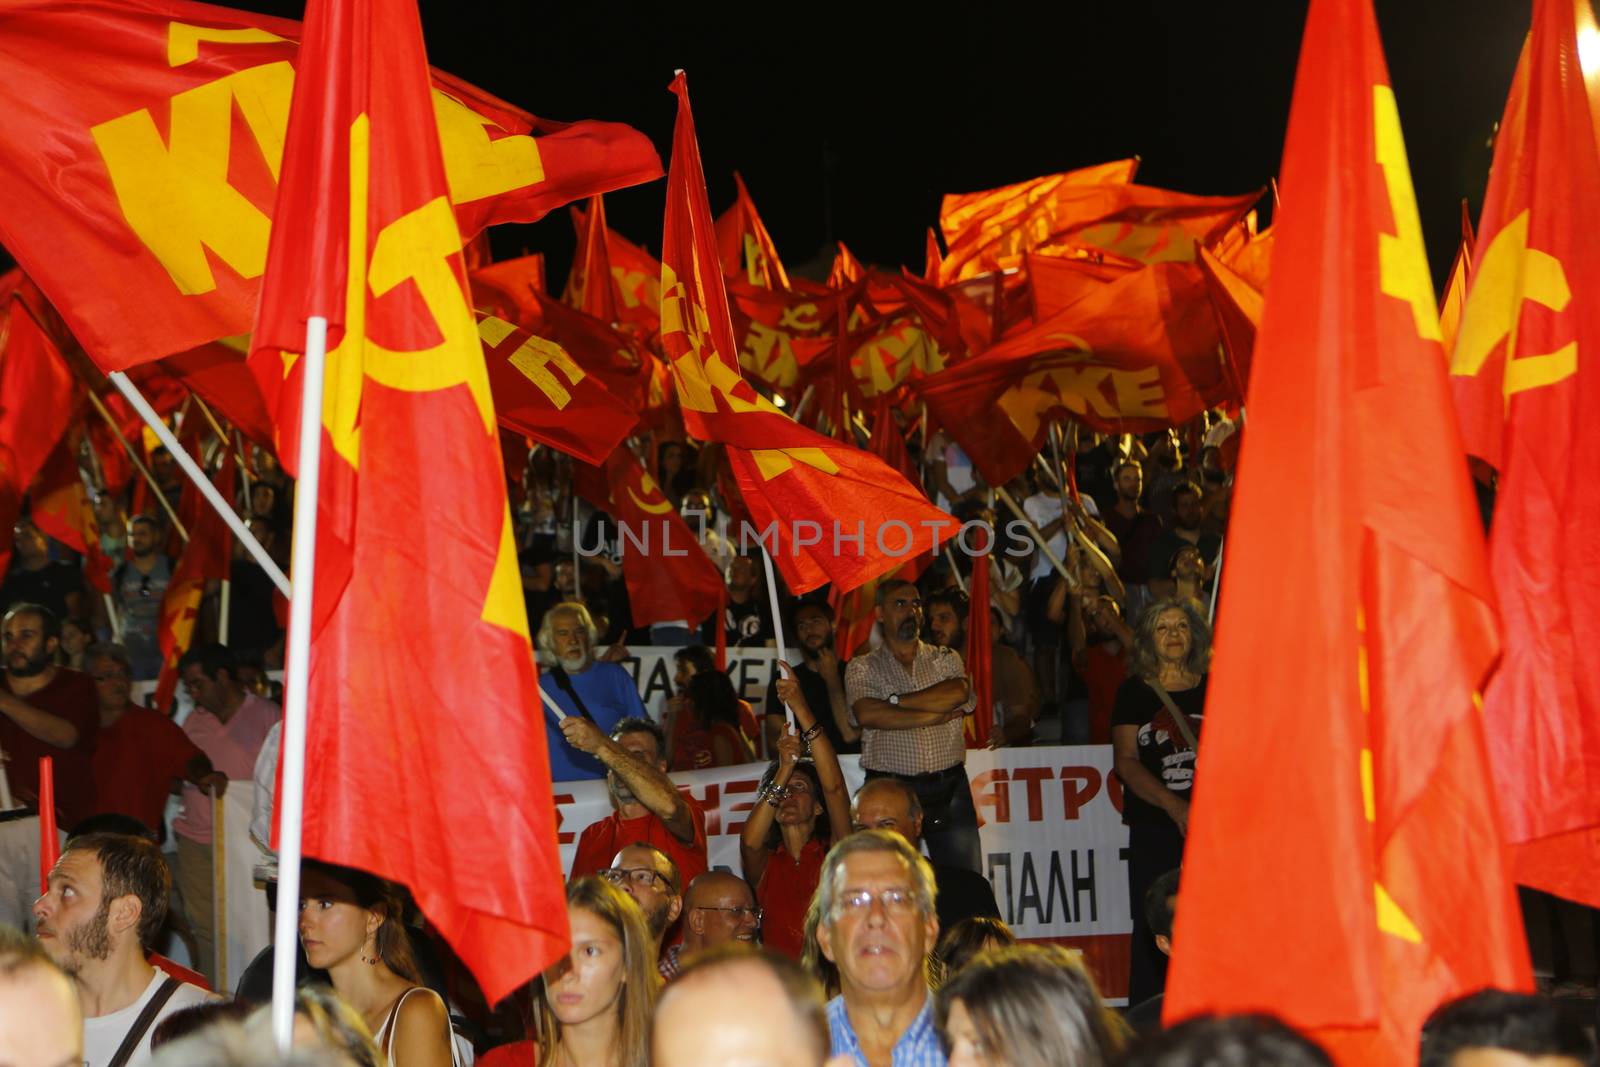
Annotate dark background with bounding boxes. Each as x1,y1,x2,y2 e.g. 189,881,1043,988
4,1,1535,291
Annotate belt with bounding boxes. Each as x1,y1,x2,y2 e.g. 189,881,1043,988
865,764,965,785
0,808,38,824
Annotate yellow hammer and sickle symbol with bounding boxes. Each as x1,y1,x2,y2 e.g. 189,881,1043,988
1365,87,1428,947
627,472,675,515
1449,209,1577,401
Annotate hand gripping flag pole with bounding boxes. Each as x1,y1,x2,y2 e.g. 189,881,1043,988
270,315,328,1049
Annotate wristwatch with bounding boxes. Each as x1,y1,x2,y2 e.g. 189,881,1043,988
888,693,901,706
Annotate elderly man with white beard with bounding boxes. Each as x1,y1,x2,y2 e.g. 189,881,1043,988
538,601,648,781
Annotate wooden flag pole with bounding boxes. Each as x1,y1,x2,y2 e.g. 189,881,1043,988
85,390,189,542
270,316,328,1049
106,373,289,597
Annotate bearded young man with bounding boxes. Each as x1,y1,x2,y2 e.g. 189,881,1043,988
0,604,98,929
33,834,212,1067
537,602,648,781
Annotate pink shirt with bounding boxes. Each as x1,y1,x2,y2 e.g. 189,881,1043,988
172,693,280,845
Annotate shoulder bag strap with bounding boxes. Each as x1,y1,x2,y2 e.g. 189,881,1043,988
549,667,596,724
1147,680,1200,752
107,976,182,1067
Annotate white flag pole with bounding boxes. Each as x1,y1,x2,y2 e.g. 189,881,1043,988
107,372,291,599
758,547,794,730
270,316,329,1049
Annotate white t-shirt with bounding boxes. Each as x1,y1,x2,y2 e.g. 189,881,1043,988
83,969,213,1067
1022,491,1100,581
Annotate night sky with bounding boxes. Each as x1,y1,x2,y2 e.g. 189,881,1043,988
1,1,1535,292
383,0,1529,290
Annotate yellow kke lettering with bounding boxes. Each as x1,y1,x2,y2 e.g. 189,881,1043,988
90,21,544,298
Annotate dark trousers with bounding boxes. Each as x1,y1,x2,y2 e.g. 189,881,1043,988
864,764,983,874
1127,818,1186,1004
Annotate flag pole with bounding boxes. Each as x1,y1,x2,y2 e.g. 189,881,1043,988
107,373,291,599
270,315,329,1050
994,486,1074,584
84,390,190,542
758,547,794,729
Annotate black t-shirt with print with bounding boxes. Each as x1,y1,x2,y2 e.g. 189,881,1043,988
1111,675,1206,826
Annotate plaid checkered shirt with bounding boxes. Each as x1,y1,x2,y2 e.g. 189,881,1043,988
844,641,974,776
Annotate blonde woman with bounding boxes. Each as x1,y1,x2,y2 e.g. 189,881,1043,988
479,877,656,1067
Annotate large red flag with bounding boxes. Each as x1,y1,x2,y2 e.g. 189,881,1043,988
1164,1,1531,1062
1449,0,1600,907
570,204,665,335
0,278,80,494
248,0,566,1002
30,440,115,596
915,263,1235,487
0,0,661,374
659,73,949,594
715,172,790,290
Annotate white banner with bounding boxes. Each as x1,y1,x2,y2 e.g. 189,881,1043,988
600,646,790,723
555,744,1134,999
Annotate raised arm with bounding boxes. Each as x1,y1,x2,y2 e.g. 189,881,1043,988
776,665,851,844
740,731,800,887
558,717,695,843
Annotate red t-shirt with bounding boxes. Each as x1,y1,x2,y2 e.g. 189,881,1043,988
570,793,709,888
1,668,99,826
757,836,827,960
1083,643,1128,745
477,1041,536,1067
93,705,205,834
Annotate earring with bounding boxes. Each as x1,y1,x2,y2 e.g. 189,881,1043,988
360,941,378,966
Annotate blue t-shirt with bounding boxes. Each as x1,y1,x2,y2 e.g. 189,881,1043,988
541,661,647,781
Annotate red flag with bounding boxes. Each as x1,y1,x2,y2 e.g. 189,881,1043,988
1025,252,1132,320
828,241,865,288
30,441,115,595
0,278,79,492
152,452,235,711
1449,0,1600,907
916,263,1235,487
161,342,276,447
249,0,565,1001
1196,246,1262,400
476,311,639,465
1436,204,1474,359
0,0,661,374
471,254,547,318
715,172,790,289
579,450,723,630
727,276,845,392
659,73,950,594
1165,1,1532,1062
562,196,620,325
923,228,943,285
939,161,1260,282
570,204,665,335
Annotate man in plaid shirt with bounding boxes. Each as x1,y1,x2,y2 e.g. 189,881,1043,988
844,580,980,873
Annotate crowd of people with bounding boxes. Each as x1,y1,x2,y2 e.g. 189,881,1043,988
0,416,1593,1066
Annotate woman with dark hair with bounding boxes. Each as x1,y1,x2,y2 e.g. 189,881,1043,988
669,670,755,769
1111,596,1213,1006
934,945,1126,1067
739,666,851,958
297,861,456,1067
664,646,760,763
934,916,1017,977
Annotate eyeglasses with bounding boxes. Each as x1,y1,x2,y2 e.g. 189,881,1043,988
832,888,918,918
601,867,673,893
692,904,762,924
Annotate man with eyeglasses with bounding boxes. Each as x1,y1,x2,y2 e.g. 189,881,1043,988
844,579,980,874
815,830,944,1067
660,870,760,980
86,643,225,839
0,603,99,929
600,843,682,961
113,516,173,683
